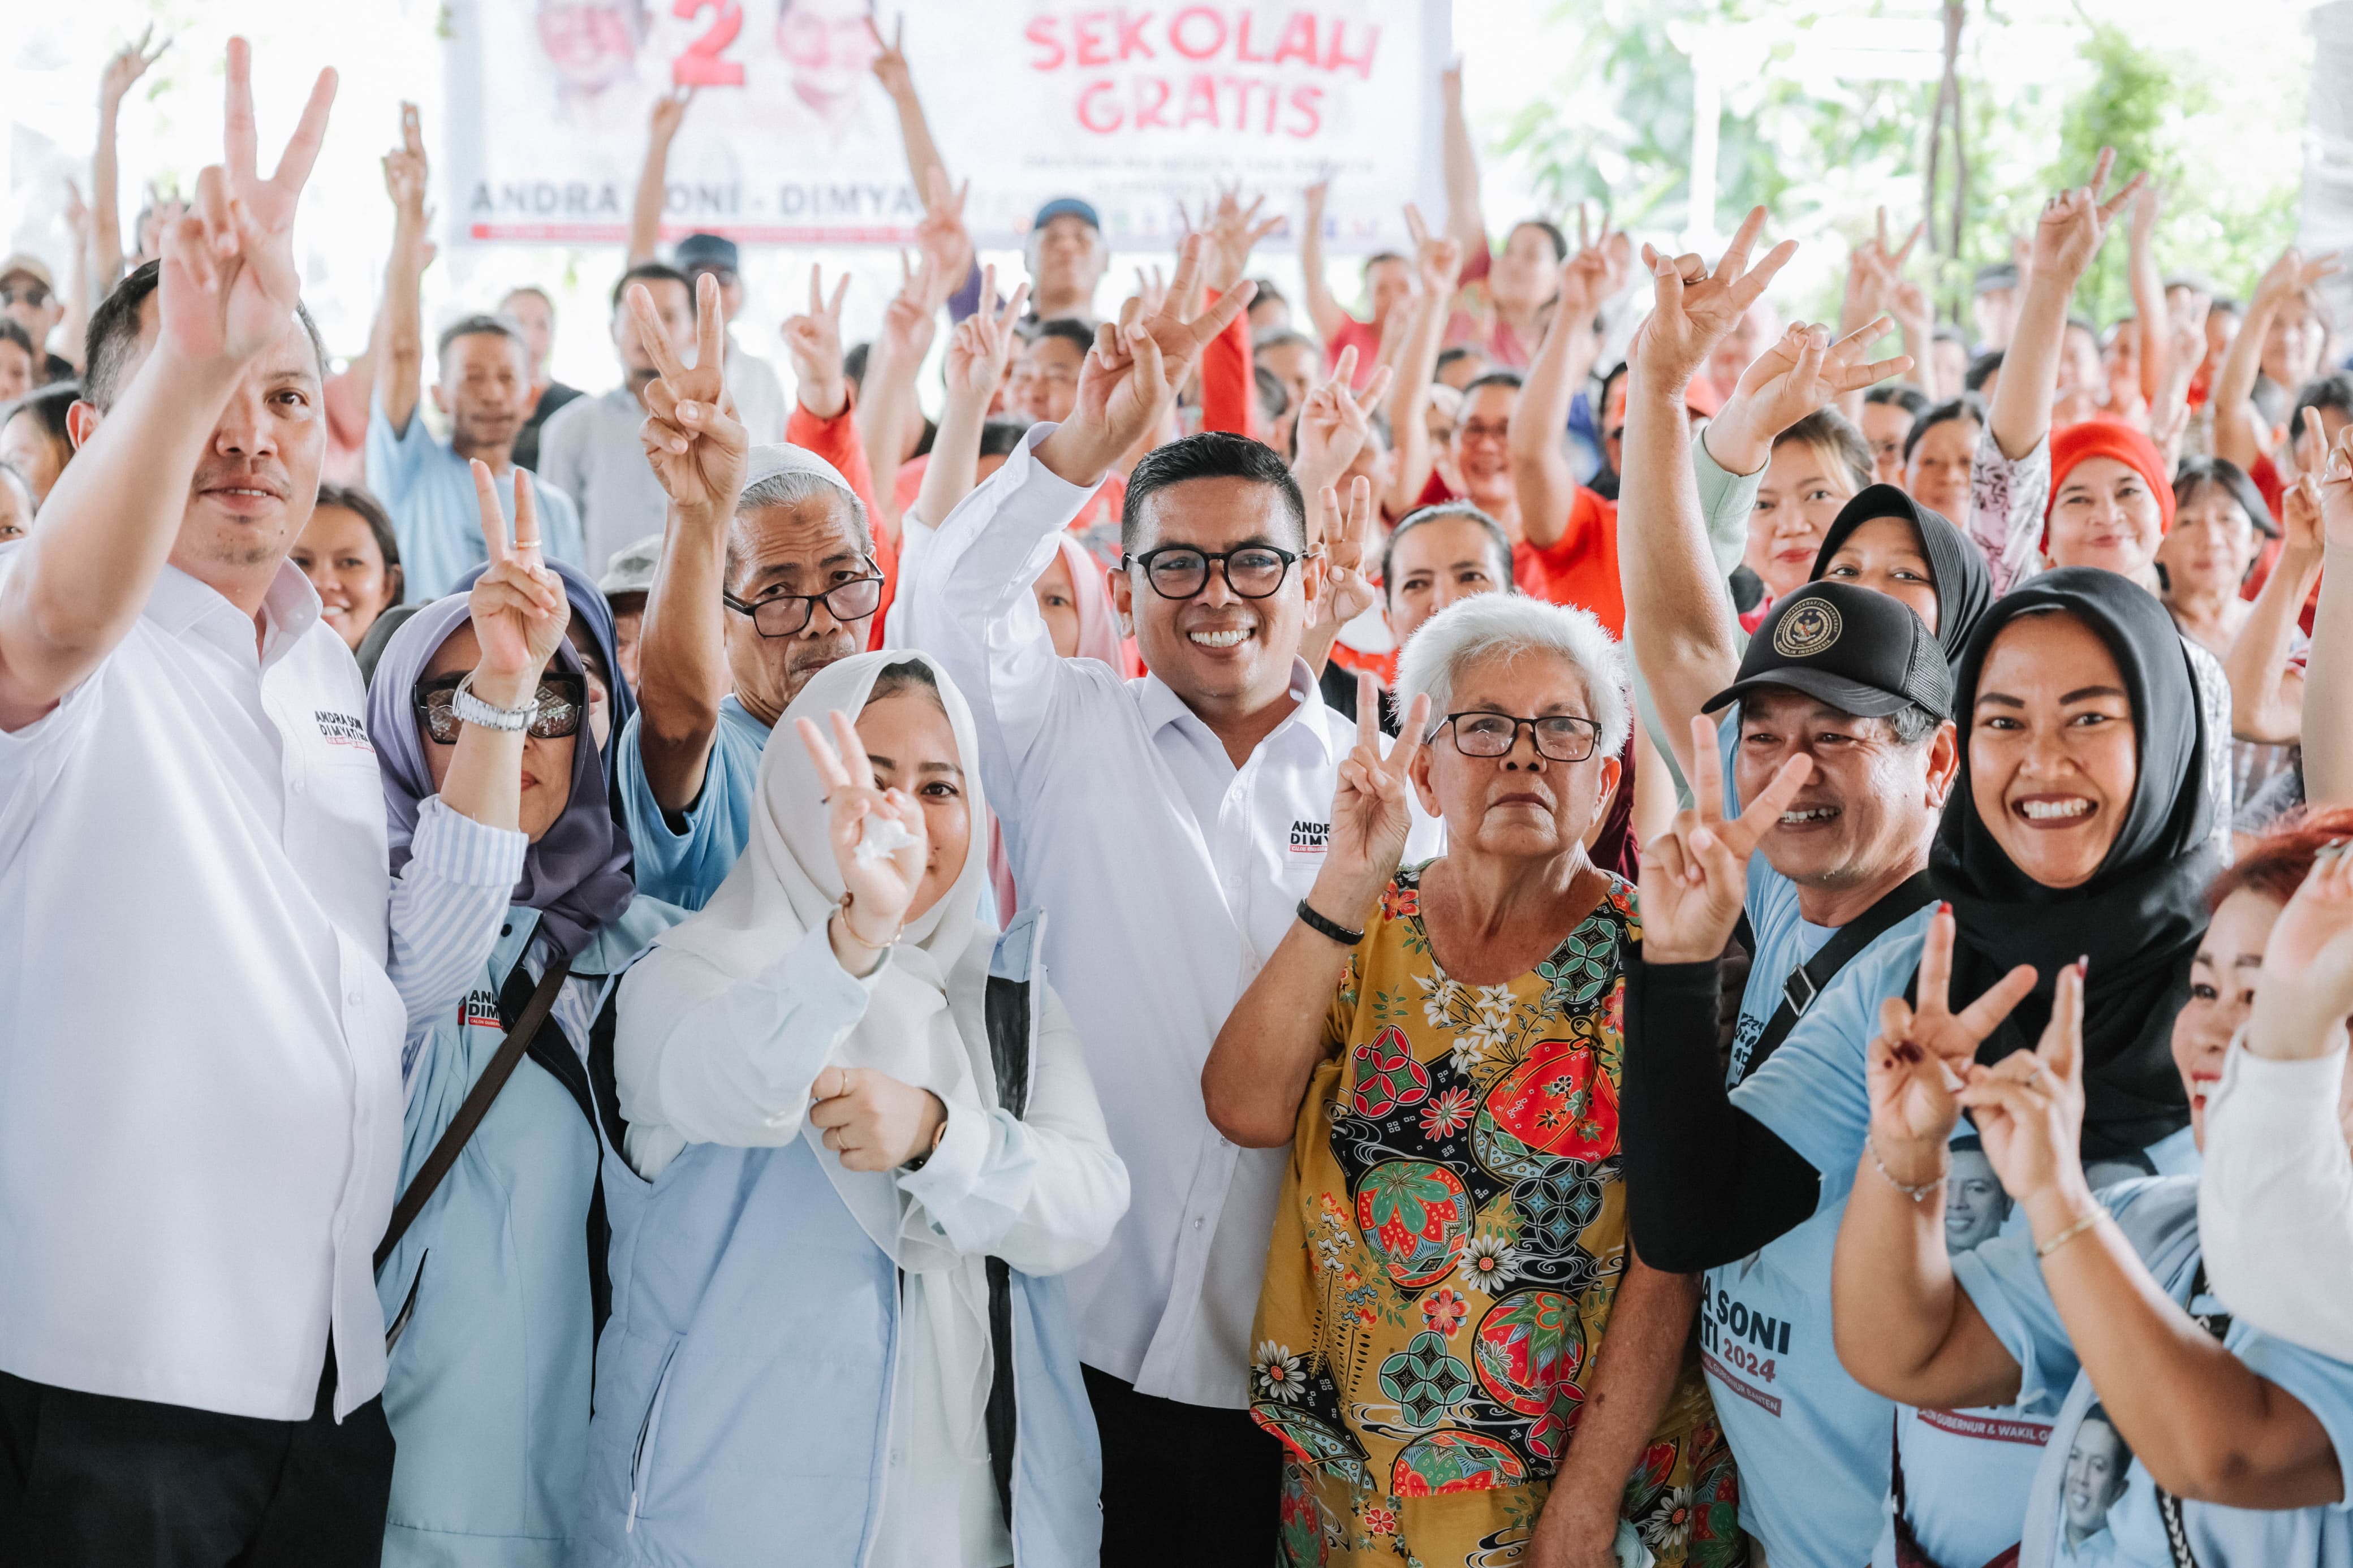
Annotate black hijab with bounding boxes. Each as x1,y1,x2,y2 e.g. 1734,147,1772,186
1930,567,2214,1159
1810,484,1994,664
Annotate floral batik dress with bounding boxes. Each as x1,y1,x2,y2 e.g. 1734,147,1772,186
1249,863,1745,1567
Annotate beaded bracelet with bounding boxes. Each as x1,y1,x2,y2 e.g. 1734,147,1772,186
1865,1135,1947,1203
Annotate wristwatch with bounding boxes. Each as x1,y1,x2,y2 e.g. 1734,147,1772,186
451,671,538,733
901,1105,951,1172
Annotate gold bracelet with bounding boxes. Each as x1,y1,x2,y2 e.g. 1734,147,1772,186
835,890,902,953
2035,1204,2110,1259
1865,1135,1947,1203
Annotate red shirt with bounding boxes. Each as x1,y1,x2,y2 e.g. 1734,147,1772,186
785,398,893,651
1411,472,1623,632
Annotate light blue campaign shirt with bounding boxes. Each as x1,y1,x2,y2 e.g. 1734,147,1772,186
366,400,584,602
1958,1176,2353,1568
614,697,771,910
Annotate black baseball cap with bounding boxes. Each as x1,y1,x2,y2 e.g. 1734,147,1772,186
674,233,740,274
1701,581,1954,720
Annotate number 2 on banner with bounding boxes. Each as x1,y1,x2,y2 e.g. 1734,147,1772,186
673,0,745,87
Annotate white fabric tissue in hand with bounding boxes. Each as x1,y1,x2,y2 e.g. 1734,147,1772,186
854,813,921,868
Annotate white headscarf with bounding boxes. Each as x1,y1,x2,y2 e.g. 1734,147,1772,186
650,646,1001,1460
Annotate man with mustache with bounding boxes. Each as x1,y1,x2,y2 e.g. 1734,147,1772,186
365,102,581,599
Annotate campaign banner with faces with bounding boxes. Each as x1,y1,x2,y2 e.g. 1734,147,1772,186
446,0,1450,250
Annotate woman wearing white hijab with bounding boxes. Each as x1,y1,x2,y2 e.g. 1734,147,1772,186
575,649,1128,1568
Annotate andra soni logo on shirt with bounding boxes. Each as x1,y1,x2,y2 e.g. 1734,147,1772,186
1289,819,1331,855
314,709,374,751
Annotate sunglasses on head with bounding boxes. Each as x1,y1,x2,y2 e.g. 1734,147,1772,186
411,671,589,745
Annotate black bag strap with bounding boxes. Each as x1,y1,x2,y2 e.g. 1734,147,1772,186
2156,1262,2233,1568
981,956,1040,1530
374,953,572,1272
1746,871,1937,1080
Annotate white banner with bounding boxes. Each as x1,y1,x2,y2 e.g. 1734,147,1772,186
442,0,1449,252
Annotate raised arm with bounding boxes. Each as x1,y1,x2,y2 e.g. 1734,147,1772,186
1204,680,1430,1147
377,103,430,437
627,88,692,265
1297,180,1351,345
1514,217,1627,550
632,274,749,813
2230,459,2321,744
1438,65,1486,267
1615,208,1795,776
0,40,333,732
2304,424,2353,804
2128,185,2169,407
2214,248,2342,472
1381,205,1460,519
93,31,167,290
869,18,953,231
910,271,1027,530
1959,962,2344,1508
854,252,941,539
56,182,94,376
1191,189,1284,438
1992,149,2144,461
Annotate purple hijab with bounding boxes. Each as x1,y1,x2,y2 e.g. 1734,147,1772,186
364,593,636,959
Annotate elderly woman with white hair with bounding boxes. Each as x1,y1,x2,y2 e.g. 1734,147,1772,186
1204,595,1740,1567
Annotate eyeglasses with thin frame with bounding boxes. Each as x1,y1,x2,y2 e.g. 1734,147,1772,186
411,672,589,745
1122,543,1303,602
722,566,886,638
1442,710,1604,763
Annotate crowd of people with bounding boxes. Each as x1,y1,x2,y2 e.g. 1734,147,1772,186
3,22,2353,1568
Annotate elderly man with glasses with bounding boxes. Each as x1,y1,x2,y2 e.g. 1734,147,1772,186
613,278,886,909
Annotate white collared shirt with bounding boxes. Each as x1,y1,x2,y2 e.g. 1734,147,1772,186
0,556,419,1420
2199,1036,2353,1358
912,427,1438,1407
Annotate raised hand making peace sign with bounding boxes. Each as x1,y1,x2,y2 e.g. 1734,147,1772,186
1037,232,1254,486
1291,344,1395,493
1706,317,1915,478
464,459,568,696
782,265,854,419
797,708,930,959
2029,147,2147,292
1628,205,1798,397
1637,714,1816,964
1311,675,1437,925
634,273,747,517
1311,476,1380,636
158,38,337,369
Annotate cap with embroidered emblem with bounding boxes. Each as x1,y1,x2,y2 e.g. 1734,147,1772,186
1702,581,1953,720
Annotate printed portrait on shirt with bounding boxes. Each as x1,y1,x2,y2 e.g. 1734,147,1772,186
2060,1404,2133,1560
1943,1137,2012,1254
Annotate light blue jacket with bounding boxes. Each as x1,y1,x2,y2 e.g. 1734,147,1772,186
374,897,683,1568
573,909,1107,1568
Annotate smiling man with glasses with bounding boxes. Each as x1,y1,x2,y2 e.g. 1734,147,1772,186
608,273,884,909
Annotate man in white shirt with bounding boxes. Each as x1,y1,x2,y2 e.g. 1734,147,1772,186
913,237,1434,1560
0,44,430,1564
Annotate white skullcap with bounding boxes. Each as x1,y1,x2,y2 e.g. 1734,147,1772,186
740,442,857,502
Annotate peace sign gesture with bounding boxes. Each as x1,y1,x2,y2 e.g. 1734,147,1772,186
943,265,1029,405
1182,186,1285,295
101,26,169,111
159,38,336,368
782,265,853,418
1955,958,2089,1217
1044,232,1253,484
1708,318,1915,477
1312,475,1380,632
1636,714,1814,964
1316,673,1436,917
635,272,747,516
464,460,568,691
1630,205,1798,395
1292,344,1395,491
2030,147,2147,291
796,709,930,943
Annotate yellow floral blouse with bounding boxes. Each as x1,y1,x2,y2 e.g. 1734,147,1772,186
1250,863,1746,1566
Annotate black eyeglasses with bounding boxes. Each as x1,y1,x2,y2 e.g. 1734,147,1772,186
1121,544,1302,601
411,672,589,745
1442,710,1604,762
722,567,886,638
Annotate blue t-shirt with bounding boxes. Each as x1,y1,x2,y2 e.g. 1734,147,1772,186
616,697,772,910
1701,709,1943,1563
1957,1176,2353,1567
365,401,585,602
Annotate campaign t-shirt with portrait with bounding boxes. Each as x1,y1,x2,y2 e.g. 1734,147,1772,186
1956,1176,2353,1567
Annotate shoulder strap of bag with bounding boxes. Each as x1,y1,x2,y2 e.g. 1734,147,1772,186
2156,1262,2233,1568
374,953,573,1272
1745,871,1937,1081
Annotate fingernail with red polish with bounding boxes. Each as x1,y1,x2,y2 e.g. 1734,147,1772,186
1893,1041,1924,1065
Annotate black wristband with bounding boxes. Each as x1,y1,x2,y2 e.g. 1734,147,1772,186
1295,897,1366,948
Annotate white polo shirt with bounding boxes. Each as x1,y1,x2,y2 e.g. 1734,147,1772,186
913,429,1440,1407
0,555,405,1421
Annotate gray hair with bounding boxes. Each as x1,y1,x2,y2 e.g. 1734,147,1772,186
725,466,871,590
1395,594,1630,758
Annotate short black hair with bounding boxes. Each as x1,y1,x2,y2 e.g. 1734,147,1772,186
977,420,1029,460
1903,393,1986,462
3,380,76,450
2291,373,2353,442
1963,349,2004,395
609,260,693,314
1253,329,1316,361
312,482,404,572
84,260,325,412
843,340,870,388
1510,218,1568,263
1027,317,1096,360
1380,502,1515,603
1461,369,1525,399
1247,275,1287,304
1434,346,1479,378
1864,382,1931,418
435,313,529,368
1361,250,1407,273
2173,456,2279,539
0,319,33,360
1121,430,1306,553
